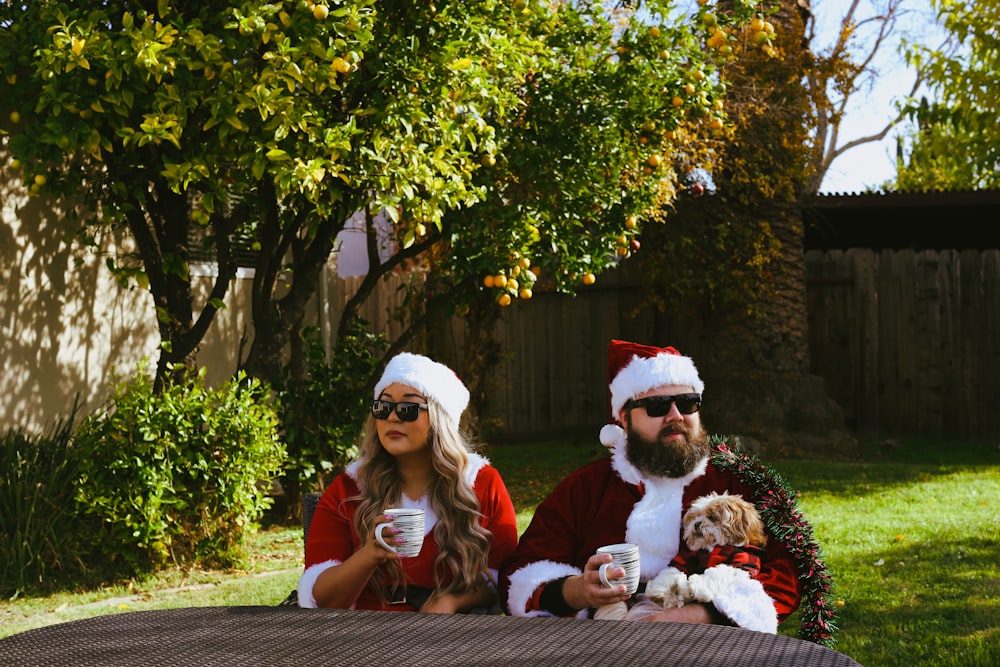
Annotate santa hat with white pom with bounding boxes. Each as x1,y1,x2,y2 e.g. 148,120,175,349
373,352,470,428
599,339,705,450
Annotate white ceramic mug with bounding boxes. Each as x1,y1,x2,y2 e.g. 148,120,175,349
375,508,425,558
597,543,641,594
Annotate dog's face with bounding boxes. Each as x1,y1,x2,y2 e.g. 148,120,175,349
682,492,767,552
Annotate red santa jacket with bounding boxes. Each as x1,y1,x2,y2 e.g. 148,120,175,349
500,454,801,627
298,453,518,610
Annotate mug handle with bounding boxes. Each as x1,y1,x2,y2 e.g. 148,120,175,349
598,562,615,588
375,521,398,553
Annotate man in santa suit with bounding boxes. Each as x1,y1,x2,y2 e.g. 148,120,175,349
500,339,801,632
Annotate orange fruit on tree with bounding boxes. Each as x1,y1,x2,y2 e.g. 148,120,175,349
497,293,512,307
582,272,596,285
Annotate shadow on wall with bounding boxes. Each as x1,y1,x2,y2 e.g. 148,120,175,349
1,157,259,434
0,159,159,432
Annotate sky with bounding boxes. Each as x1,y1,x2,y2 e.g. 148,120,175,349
812,0,942,194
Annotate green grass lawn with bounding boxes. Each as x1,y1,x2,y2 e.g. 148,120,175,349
2,436,997,667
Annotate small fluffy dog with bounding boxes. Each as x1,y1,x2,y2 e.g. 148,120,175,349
644,491,767,611
595,492,768,622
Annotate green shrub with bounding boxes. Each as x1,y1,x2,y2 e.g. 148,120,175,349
279,321,385,495
72,364,285,574
0,406,82,599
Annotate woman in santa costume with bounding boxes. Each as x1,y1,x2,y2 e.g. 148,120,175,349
297,352,518,612
500,339,801,632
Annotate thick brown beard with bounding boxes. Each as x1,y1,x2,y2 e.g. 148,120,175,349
624,416,710,479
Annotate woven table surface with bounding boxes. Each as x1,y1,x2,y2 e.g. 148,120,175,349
0,606,862,666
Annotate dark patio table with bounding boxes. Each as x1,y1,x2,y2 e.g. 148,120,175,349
0,606,862,666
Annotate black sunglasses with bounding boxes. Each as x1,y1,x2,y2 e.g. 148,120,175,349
624,393,702,417
371,399,429,422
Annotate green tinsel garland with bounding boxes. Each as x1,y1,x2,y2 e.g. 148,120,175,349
708,435,838,647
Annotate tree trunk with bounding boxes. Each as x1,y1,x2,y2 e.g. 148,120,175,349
704,1,855,457
686,209,856,458
639,0,856,457
457,293,503,438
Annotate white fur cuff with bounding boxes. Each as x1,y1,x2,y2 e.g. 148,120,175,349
296,559,342,609
505,560,588,619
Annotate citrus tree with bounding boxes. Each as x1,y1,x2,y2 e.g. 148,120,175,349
1,0,765,393
894,0,1000,191
0,0,534,386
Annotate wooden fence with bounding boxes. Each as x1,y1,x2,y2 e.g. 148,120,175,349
323,248,1000,441
805,248,999,440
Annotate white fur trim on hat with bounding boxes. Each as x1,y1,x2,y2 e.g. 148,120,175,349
373,352,470,427
609,351,704,418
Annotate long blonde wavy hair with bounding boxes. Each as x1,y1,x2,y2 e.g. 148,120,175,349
351,395,493,604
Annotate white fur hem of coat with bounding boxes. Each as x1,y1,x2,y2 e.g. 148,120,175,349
296,559,344,609
506,560,588,619
346,452,490,490
688,565,778,634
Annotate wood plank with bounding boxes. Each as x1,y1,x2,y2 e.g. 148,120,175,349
958,250,984,438
914,250,943,437
850,249,880,434
935,251,961,436
982,250,1000,438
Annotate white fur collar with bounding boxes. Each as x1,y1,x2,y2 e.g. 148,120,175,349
603,431,709,578
624,459,707,579
345,451,489,493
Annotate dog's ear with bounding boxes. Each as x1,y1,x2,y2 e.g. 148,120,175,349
733,500,767,548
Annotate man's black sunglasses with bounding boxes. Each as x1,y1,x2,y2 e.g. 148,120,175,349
371,399,429,422
624,393,702,417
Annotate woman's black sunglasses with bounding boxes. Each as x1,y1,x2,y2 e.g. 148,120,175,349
624,393,702,417
371,399,429,422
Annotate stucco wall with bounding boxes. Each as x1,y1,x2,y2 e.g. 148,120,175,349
1,158,251,434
